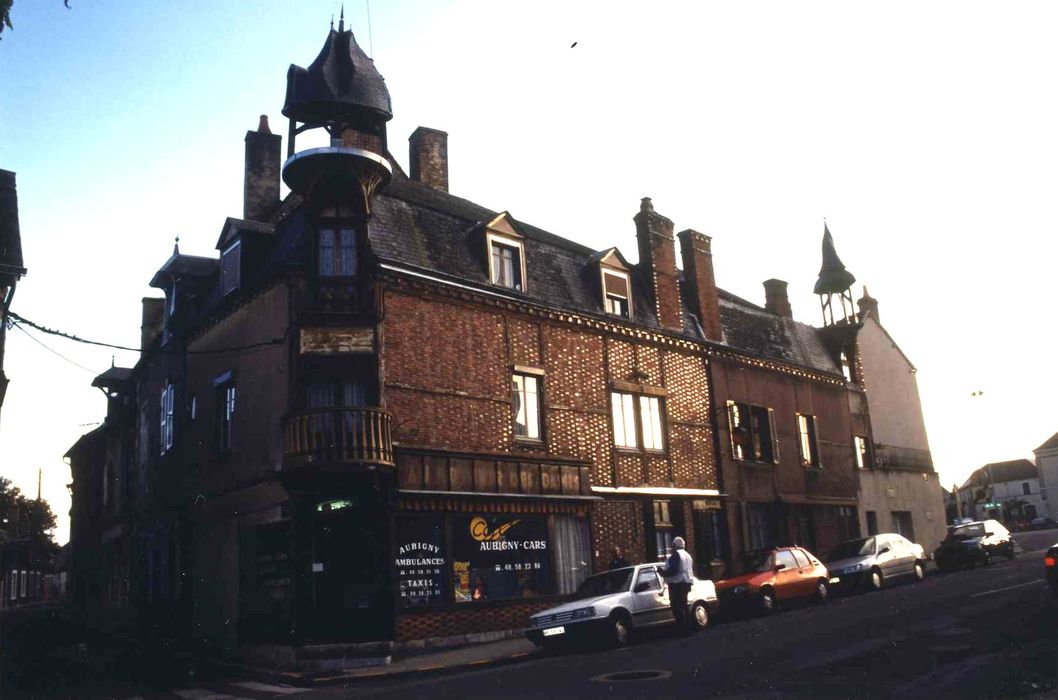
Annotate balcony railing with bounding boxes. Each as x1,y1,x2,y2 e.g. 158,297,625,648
283,407,394,467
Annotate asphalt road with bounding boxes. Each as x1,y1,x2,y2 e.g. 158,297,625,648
320,535,1058,700
5,530,1055,699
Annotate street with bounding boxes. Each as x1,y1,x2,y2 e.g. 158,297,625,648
4,532,1056,700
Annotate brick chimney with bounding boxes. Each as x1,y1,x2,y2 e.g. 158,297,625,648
635,198,682,331
409,127,449,192
141,297,165,354
763,279,793,318
857,286,880,325
244,115,282,222
677,229,722,341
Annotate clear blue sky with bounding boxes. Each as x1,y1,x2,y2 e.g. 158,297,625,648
4,1,1058,543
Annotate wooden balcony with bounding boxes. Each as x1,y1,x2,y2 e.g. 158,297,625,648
283,407,394,467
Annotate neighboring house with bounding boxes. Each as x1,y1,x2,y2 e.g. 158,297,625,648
1034,432,1058,520
0,169,28,422
846,285,947,554
0,538,53,608
957,459,1044,524
64,19,935,666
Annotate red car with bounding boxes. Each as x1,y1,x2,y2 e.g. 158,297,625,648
716,546,830,614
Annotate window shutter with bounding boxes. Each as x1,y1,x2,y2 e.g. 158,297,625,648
726,402,738,456
768,408,779,464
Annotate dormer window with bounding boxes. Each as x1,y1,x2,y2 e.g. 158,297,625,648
319,228,356,277
220,240,241,295
488,234,525,291
602,269,631,317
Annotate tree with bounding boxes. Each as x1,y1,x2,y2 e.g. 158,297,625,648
0,475,58,548
0,1,72,41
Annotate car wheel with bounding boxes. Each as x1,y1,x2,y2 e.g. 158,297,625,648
867,568,883,591
814,580,829,604
1006,544,1016,560
760,588,776,615
609,612,631,647
690,601,710,631
980,550,992,567
913,561,925,582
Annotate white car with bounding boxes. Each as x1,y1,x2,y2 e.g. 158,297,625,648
525,563,719,648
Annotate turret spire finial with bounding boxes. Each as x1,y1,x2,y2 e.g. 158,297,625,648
173,235,180,255
330,14,334,31
339,5,345,32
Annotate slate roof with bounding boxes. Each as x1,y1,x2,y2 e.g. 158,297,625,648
175,158,842,379
149,253,219,289
283,23,392,124
0,169,26,277
1036,432,1058,453
91,366,134,389
961,459,1038,489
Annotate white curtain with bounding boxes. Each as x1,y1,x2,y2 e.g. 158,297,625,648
553,516,592,595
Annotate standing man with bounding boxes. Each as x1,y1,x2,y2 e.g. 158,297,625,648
658,536,694,631
608,546,630,570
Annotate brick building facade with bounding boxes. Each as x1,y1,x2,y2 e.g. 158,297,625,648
64,20,937,667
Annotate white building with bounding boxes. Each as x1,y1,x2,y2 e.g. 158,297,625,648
956,459,1045,525
1034,432,1058,520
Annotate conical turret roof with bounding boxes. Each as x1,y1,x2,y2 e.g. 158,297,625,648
283,18,392,125
813,224,856,294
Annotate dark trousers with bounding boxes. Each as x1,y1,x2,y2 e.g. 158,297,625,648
669,581,691,628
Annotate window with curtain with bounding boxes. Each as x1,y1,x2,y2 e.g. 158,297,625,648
319,228,357,277
552,516,592,595
512,373,541,440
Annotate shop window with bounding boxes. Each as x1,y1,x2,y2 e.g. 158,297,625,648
512,373,541,441
611,391,666,452
220,240,241,295
854,436,869,469
602,269,631,317
394,516,447,608
797,413,821,467
746,504,773,553
728,402,778,463
452,515,551,603
159,382,175,455
487,234,525,291
553,516,592,594
319,228,357,277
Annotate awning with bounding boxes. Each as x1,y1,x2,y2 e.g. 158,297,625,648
777,493,858,507
398,489,602,501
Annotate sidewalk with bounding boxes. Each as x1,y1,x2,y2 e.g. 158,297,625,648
211,636,541,688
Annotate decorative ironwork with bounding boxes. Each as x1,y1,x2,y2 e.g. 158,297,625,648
283,407,393,466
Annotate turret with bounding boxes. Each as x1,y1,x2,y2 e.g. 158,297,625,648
281,12,393,217
813,224,857,327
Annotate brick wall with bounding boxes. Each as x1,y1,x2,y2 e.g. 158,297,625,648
590,499,646,570
396,599,552,641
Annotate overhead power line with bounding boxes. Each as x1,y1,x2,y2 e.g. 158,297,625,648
12,323,100,375
8,311,290,358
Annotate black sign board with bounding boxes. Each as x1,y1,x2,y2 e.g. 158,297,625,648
451,515,551,603
394,516,446,607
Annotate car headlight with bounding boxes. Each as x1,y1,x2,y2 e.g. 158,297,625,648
571,606,596,620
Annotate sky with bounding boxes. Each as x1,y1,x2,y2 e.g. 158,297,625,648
2,1,1057,545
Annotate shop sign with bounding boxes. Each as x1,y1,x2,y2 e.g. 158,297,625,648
452,515,551,603
394,516,446,607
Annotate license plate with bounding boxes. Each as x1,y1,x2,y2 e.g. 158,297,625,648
828,577,840,584
543,626,565,637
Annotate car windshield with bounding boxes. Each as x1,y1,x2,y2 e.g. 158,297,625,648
948,523,985,540
745,553,775,572
574,568,635,599
828,538,875,561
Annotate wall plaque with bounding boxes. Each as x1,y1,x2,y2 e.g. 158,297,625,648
300,327,375,354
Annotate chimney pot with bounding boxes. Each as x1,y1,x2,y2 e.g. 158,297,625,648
409,126,449,192
763,278,793,318
257,115,272,134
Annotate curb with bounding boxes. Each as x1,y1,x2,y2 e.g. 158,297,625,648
300,649,538,686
